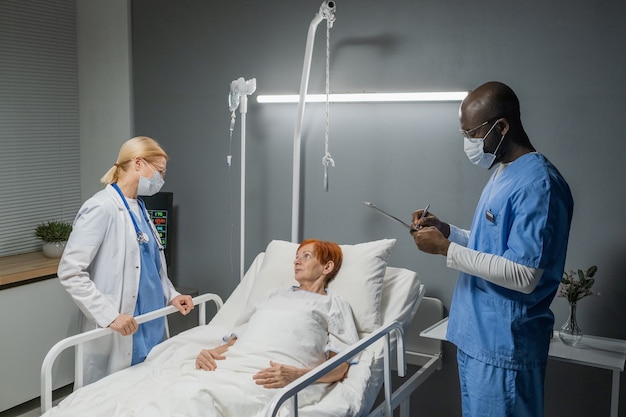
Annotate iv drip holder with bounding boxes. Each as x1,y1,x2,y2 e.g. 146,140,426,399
227,77,256,279
319,1,336,27
229,77,257,115
291,1,336,243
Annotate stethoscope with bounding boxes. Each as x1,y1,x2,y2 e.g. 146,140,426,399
111,183,157,245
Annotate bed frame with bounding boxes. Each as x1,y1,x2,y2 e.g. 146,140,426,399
265,295,444,417
41,289,443,416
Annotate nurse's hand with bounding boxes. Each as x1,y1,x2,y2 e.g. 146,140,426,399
171,295,194,315
412,226,450,256
411,210,450,237
108,314,138,336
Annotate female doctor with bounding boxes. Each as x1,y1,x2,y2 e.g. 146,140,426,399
58,136,193,385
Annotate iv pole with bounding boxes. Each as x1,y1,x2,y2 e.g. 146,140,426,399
291,1,336,243
229,77,257,279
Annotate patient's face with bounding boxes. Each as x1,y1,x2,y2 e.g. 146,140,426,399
294,244,326,285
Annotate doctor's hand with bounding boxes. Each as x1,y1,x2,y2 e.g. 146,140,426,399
108,314,138,336
253,361,307,389
411,226,451,256
195,348,226,371
171,294,194,315
411,210,450,238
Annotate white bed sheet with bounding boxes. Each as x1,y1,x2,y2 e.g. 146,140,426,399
42,247,422,417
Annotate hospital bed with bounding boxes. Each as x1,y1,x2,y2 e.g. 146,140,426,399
41,239,443,416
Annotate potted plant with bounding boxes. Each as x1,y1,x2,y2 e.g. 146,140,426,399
34,220,73,258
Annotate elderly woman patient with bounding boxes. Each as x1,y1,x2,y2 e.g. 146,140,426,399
195,238,358,388
44,239,359,417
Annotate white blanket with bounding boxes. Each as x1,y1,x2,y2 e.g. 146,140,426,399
44,295,369,417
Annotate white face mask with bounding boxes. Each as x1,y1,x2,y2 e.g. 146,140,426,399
137,171,164,196
463,121,504,169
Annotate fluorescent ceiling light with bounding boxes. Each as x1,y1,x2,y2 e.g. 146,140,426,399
257,91,467,103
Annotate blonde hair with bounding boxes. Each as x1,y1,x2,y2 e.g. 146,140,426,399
100,136,168,184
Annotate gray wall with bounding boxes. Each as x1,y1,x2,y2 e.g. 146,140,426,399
78,0,133,200
131,1,626,415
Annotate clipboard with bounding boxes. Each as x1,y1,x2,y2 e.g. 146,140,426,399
362,201,414,230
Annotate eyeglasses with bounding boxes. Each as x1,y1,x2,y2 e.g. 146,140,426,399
460,118,499,139
145,160,167,178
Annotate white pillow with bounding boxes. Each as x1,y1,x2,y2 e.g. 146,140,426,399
247,239,396,333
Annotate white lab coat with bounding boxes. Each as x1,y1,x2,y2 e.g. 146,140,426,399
58,184,180,384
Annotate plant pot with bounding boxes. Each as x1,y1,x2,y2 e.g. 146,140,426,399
42,241,67,258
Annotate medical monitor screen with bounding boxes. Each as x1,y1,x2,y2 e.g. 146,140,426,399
141,192,173,267
148,208,168,247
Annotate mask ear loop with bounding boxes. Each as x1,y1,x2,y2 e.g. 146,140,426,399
490,119,507,158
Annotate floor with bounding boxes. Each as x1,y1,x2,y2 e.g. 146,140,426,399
0,385,72,417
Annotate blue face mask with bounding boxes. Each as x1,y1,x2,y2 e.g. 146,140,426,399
463,121,504,169
137,171,164,196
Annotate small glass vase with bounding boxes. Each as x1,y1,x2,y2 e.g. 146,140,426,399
558,301,583,346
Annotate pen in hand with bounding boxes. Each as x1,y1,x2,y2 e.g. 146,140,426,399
411,203,430,231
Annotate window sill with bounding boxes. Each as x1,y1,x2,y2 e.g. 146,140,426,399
0,251,60,289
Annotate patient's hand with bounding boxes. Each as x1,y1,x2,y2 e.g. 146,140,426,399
253,361,307,388
195,349,226,371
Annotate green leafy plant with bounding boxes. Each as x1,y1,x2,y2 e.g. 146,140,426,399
34,220,73,243
557,265,599,303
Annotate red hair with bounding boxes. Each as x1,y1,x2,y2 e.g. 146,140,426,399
298,239,343,284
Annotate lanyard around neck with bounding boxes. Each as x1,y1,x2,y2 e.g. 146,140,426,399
111,183,151,244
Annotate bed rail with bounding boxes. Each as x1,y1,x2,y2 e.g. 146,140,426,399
265,321,406,417
40,293,223,414
367,352,442,417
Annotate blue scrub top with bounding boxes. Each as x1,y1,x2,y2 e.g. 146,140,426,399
131,200,166,365
447,153,573,370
